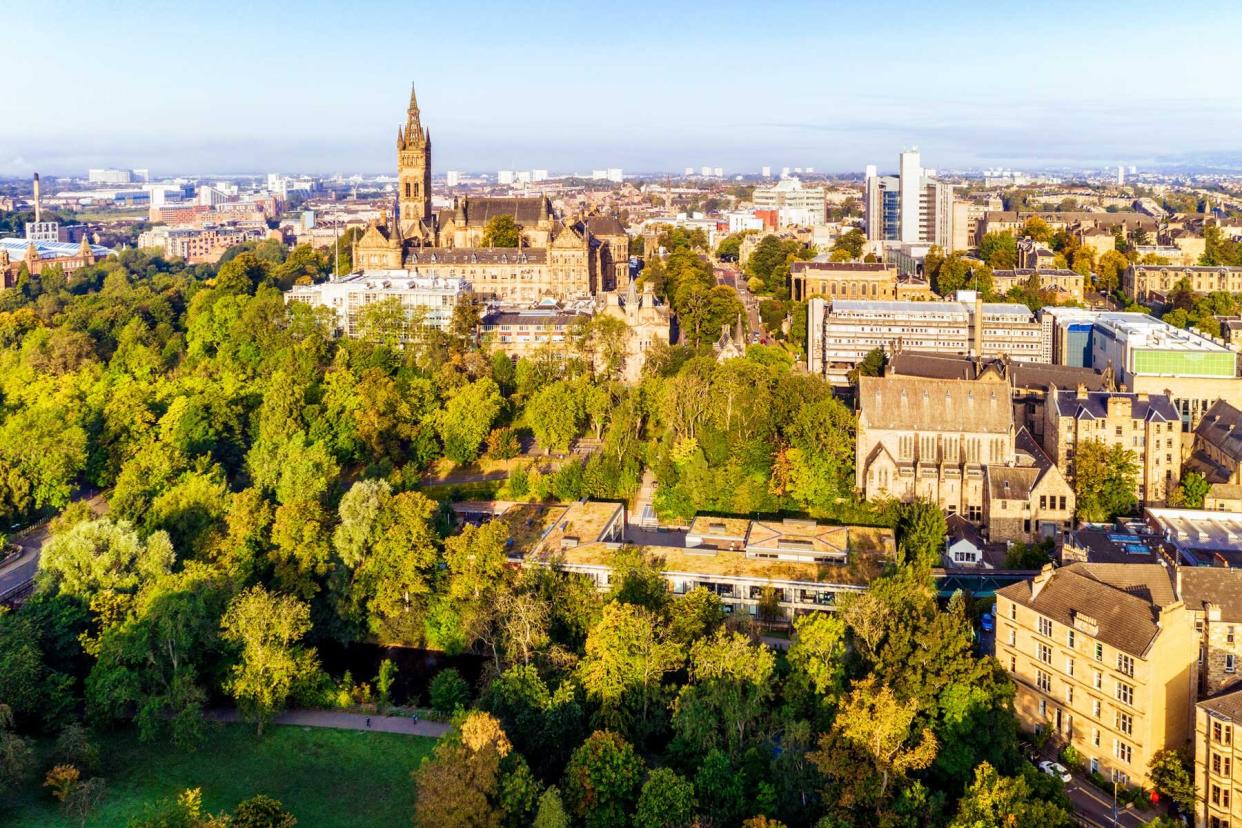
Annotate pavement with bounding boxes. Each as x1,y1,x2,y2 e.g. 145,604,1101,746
209,708,450,738
1063,775,1153,828
0,491,107,600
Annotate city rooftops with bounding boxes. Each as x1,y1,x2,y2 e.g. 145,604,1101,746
827,298,1034,322
405,247,547,265
288,271,471,296
0,238,111,260
1132,264,1242,274
791,261,893,274
1093,312,1231,354
1051,389,1178,422
1146,507,1242,565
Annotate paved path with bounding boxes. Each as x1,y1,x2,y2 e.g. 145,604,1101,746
209,708,450,738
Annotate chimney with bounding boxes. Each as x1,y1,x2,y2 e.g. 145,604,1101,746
32,173,41,225
1030,562,1055,600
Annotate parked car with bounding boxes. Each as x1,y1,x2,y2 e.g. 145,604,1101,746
1039,760,1072,783
980,612,994,632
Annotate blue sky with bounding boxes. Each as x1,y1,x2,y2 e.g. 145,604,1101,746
3,0,1241,177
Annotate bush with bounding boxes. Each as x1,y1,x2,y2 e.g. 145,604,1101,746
428,668,470,715
1059,744,1082,770
486,427,520,460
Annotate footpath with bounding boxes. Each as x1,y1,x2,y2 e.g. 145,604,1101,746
209,708,450,739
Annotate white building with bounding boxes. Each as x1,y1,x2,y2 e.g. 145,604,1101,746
863,149,954,250
606,168,623,184
285,271,472,339
497,170,515,185
87,168,133,185
445,171,461,187
752,177,828,226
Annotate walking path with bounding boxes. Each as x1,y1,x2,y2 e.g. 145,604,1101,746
209,708,450,738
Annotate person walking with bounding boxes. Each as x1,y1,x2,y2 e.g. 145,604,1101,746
365,717,371,728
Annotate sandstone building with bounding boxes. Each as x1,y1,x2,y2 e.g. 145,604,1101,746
353,85,628,302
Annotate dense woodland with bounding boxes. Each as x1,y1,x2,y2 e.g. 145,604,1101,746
0,229,1180,826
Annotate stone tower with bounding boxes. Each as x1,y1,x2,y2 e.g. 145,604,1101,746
397,83,432,231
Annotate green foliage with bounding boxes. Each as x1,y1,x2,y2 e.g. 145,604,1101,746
978,231,1017,269
1148,747,1195,814
429,668,472,715
1072,438,1139,522
895,500,947,569
562,730,646,828
634,767,695,828
482,214,522,248
831,228,866,260
1178,471,1211,508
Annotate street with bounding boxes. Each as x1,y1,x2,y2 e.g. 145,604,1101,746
1063,776,1152,828
0,491,107,601
715,263,763,341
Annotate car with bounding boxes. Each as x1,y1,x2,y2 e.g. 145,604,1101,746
1038,761,1072,783
980,612,994,632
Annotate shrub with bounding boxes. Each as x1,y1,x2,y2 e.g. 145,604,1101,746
428,668,470,715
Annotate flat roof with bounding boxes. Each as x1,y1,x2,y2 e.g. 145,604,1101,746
0,238,112,260
687,515,751,540
1147,508,1242,550
1094,313,1231,353
534,500,623,553
745,518,849,556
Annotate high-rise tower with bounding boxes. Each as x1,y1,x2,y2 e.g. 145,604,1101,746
397,83,432,230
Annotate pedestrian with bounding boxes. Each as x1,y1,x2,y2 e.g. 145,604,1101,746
365,717,371,728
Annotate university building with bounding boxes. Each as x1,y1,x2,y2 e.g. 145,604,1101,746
352,85,628,302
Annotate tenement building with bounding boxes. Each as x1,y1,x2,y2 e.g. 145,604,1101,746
1043,388,1180,506
1188,400,1242,506
352,85,628,301
1125,264,1242,304
995,563,1195,788
1196,687,1242,828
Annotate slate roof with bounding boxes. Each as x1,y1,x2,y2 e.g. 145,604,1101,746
585,215,627,236
458,196,550,227
1195,400,1242,465
996,562,1174,656
1051,390,1178,421
987,465,1040,501
791,261,893,273
1180,567,1242,618
858,375,1013,434
1199,685,1242,720
886,351,1107,392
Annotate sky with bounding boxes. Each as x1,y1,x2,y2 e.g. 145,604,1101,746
3,0,1242,178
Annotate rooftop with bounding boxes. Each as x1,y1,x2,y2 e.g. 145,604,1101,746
745,518,849,559
1093,312,1232,354
687,515,751,541
1147,508,1242,559
1051,389,1178,422
1198,685,1242,721
0,238,112,260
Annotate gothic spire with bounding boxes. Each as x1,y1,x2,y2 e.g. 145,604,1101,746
406,83,422,134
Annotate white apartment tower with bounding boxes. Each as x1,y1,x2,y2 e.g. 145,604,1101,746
863,149,955,250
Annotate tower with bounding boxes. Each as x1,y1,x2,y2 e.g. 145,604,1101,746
397,83,432,231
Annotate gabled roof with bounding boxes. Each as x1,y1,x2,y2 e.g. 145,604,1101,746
858,375,1012,434
1052,390,1178,422
996,563,1174,657
459,196,550,227
1195,399,1242,465
1180,567,1242,619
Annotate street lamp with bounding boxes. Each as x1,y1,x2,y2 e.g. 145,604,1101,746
1112,778,1118,827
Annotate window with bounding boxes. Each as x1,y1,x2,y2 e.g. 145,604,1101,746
1212,785,1232,809
1037,670,1052,693
1117,653,1134,677
1116,711,1132,736
1038,617,1053,637
1114,739,1132,765
1038,698,1047,717
1065,685,1074,704
1092,728,1101,747
1067,630,1076,649
1065,657,1075,677
1009,655,1016,673
1008,627,1016,646
1036,643,1052,664
1214,721,1234,745
1059,496,1067,510
1009,602,1017,620
1209,816,1229,828
1230,627,1236,645
1116,682,1133,706
1094,642,1104,662
1092,698,1102,718
1229,655,1237,675
1212,753,1233,776
1093,671,1103,690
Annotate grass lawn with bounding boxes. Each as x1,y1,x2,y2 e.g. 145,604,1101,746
3,724,435,827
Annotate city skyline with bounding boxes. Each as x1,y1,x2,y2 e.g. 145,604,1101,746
5,0,1242,177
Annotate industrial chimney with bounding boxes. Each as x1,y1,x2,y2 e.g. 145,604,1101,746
32,173,41,224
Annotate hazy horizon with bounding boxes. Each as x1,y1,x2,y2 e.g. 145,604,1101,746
5,0,1242,179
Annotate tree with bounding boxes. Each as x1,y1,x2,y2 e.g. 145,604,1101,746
1072,439,1139,522
1178,471,1211,509
232,794,298,827
896,499,947,568
634,767,695,828
849,348,886,383
414,711,513,828
1149,747,1195,815
950,762,1073,828
532,787,571,828
526,381,584,453
1097,249,1130,293
44,764,107,828
787,611,847,701
220,586,319,735
832,228,866,260
812,677,937,802
562,730,646,828
1021,216,1053,243
0,705,32,793
483,214,523,248
436,378,503,465
978,231,1017,269
672,629,775,755
39,518,174,603
430,668,472,715
578,603,682,737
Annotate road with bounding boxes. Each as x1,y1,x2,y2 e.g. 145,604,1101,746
715,263,763,341
1064,776,1152,828
0,492,107,600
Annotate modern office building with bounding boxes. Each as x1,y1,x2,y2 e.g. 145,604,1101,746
863,149,954,250
285,271,472,339
806,295,1044,384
